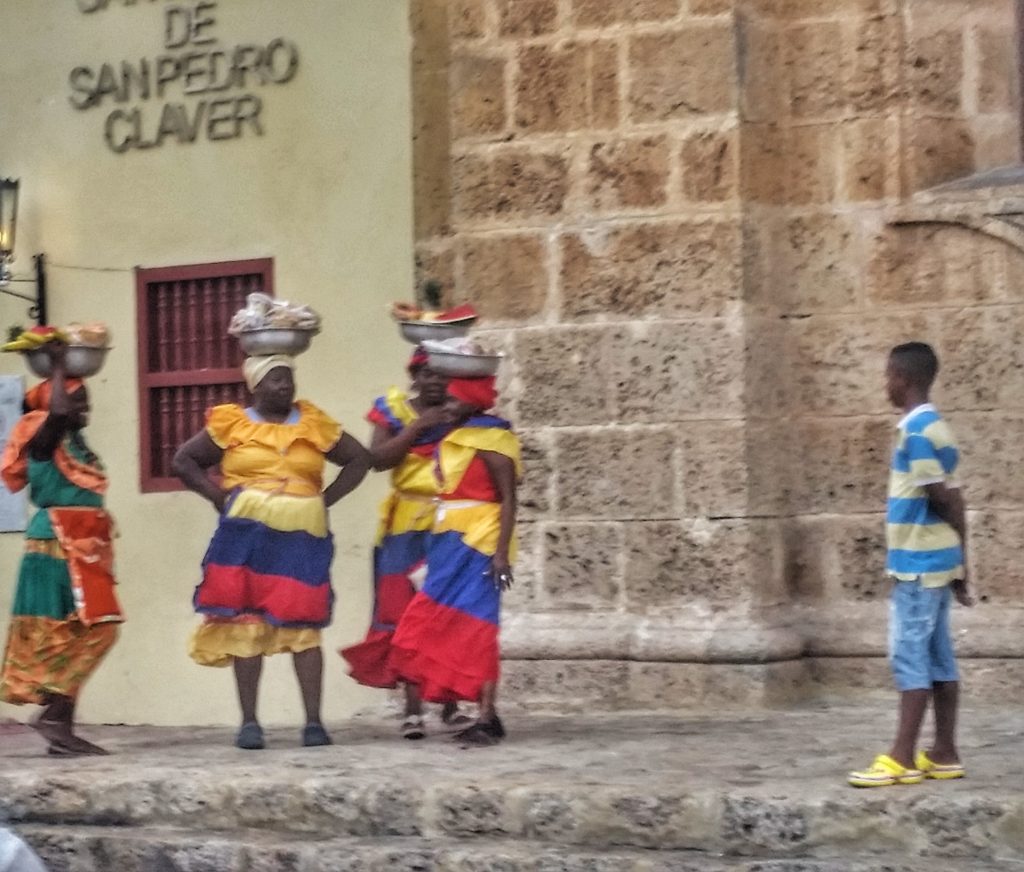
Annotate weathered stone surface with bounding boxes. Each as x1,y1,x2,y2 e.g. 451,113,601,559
784,417,891,515
513,326,613,427
866,224,1009,309
553,427,677,518
507,520,542,608
608,319,745,423
515,41,619,134
542,522,624,609
497,0,559,37
936,308,1024,412
840,118,894,202
628,25,737,122
741,124,839,205
739,21,785,123
785,515,887,602
906,29,963,113
560,220,742,319
458,231,549,320
451,51,507,139
953,412,1024,508
571,0,681,27
414,242,456,301
969,511,1024,603
449,0,490,41
901,117,975,193
749,213,862,313
679,420,748,519
622,519,778,608
845,12,902,114
786,312,935,416
517,430,554,519
453,147,570,223
680,128,738,202
976,28,1017,113
585,136,671,211
785,22,845,119
690,0,733,14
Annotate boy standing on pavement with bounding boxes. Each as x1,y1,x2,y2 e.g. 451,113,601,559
849,342,973,788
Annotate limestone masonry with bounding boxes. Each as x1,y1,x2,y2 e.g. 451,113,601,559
410,0,1024,705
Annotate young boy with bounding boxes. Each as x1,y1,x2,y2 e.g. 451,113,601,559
848,342,973,788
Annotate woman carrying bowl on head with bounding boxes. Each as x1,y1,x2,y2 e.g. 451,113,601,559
390,366,520,745
340,347,476,740
173,353,371,750
0,341,122,756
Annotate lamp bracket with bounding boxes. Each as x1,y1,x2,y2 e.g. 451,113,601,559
0,253,48,325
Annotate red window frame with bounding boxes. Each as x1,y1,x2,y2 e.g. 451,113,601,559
136,258,274,492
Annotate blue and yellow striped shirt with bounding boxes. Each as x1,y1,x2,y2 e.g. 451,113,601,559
886,404,964,587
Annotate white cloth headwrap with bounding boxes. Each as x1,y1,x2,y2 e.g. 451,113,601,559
242,355,296,391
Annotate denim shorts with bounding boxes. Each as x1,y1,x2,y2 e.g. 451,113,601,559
889,578,959,691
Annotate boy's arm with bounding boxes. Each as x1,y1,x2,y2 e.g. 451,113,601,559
924,481,973,606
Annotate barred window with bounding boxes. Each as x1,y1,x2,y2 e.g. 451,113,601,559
135,258,273,492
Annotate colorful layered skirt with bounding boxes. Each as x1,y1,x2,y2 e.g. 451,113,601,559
389,501,504,703
0,507,121,705
341,491,434,687
190,487,333,667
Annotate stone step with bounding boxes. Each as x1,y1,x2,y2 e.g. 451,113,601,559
3,706,1024,865
15,825,1020,872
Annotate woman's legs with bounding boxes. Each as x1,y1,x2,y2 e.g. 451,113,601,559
293,647,323,725
32,692,108,755
234,655,263,723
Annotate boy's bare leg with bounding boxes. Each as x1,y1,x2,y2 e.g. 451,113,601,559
928,680,961,764
889,688,930,768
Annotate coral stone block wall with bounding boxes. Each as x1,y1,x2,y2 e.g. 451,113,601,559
411,0,1024,705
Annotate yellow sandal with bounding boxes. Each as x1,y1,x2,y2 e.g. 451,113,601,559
848,754,924,788
915,750,965,780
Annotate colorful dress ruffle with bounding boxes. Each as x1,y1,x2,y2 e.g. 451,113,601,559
340,389,450,688
0,418,120,705
189,401,342,668
389,417,521,703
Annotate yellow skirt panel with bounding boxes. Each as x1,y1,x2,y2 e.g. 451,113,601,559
188,621,321,667
227,488,328,537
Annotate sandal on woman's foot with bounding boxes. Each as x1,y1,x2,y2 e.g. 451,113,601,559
402,716,426,740
235,722,265,750
440,703,473,731
455,717,505,745
60,734,110,756
302,723,333,747
916,750,965,780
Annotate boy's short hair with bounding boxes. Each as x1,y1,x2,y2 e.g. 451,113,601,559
890,342,939,389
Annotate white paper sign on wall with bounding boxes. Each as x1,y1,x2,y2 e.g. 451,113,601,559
0,375,27,533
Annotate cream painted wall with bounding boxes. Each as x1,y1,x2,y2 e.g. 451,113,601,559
0,0,414,726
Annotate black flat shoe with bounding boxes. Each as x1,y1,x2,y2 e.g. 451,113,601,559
236,721,265,750
302,723,332,747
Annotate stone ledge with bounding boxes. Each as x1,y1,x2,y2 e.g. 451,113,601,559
3,706,1024,868
15,825,1018,872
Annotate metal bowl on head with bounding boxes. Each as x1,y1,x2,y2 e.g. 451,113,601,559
236,328,316,357
25,346,111,379
399,319,476,346
426,350,503,378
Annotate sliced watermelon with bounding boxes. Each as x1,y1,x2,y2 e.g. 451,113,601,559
432,304,478,324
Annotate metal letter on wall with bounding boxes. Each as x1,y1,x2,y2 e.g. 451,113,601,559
0,375,27,532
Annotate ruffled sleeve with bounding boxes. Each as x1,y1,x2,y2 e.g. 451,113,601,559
0,411,46,493
295,401,343,452
205,404,247,450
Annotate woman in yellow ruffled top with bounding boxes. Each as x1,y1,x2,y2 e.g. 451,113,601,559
173,354,371,750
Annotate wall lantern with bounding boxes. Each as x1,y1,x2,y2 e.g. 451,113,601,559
0,177,47,326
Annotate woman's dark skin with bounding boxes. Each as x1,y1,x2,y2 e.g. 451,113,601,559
27,343,109,756
370,366,448,472
367,365,469,727
172,366,371,730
